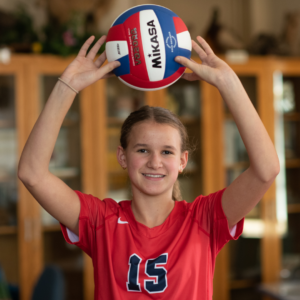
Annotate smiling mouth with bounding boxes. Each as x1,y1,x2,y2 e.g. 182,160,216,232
142,173,166,178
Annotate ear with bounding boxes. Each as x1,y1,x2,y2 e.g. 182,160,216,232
117,145,127,169
180,150,189,170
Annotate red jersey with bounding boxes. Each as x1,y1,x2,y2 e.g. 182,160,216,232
60,188,244,300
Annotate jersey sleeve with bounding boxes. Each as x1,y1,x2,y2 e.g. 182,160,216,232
59,190,107,258
192,188,244,255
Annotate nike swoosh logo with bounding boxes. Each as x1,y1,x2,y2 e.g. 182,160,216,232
118,217,128,224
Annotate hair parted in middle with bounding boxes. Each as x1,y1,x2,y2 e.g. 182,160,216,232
119,105,196,201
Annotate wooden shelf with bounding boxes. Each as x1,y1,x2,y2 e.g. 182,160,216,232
109,170,128,176
0,119,15,128
230,279,257,290
225,113,234,120
62,117,79,127
225,161,250,170
0,225,17,235
42,224,61,232
288,203,300,213
107,116,200,126
179,116,199,125
284,112,300,121
108,117,126,126
0,173,16,182
49,167,79,179
285,158,300,168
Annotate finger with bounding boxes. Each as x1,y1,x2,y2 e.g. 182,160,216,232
96,61,121,78
196,36,214,55
192,40,207,61
175,56,198,72
94,50,107,68
86,35,106,60
78,36,95,57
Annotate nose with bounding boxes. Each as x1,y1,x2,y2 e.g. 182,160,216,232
147,152,163,169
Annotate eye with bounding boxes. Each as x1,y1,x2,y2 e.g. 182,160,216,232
137,149,147,153
163,150,173,155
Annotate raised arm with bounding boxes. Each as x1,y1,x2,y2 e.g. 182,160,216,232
18,36,120,235
175,36,280,228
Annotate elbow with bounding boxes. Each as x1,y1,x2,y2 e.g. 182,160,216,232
271,157,281,179
262,162,280,183
18,168,32,186
250,160,280,183
17,164,39,187
17,164,26,182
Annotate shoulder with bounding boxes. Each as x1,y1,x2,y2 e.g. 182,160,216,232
186,188,227,220
74,190,130,218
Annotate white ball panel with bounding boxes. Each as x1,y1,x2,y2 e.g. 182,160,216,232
106,41,129,62
177,31,192,51
140,10,166,82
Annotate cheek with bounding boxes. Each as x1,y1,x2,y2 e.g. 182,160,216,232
127,155,143,174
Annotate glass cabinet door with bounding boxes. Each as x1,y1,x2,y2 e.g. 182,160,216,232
39,75,83,300
0,75,19,287
106,77,145,201
223,76,262,299
165,79,202,202
280,76,300,282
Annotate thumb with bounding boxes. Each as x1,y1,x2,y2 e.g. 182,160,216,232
175,56,197,71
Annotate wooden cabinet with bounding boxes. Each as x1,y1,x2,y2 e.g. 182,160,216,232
0,55,299,300
205,57,281,300
0,55,106,300
272,59,300,288
0,56,41,300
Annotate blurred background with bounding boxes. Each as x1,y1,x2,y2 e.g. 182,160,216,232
0,0,300,300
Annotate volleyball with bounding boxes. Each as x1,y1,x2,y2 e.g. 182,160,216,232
106,5,192,91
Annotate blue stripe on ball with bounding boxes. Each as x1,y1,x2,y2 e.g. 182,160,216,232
114,55,130,77
177,48,192,59
153,9,180,79
112,5,178,26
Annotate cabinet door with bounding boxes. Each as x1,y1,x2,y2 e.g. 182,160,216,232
165,79,202,201
0,73,19,289
106,77,146,201
223,76,263,299
279,75,300,281
203,58,279,300
39,75,84,300
0,58,42,300
29,57,85,300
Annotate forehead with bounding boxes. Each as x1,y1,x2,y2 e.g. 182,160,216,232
128,121,181,147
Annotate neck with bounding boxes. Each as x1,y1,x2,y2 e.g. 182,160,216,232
130,190,175,228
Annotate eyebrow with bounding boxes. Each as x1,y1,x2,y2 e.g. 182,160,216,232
133,143,177,151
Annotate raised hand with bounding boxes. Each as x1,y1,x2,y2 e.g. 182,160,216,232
60,35,120,92
175,36,233,87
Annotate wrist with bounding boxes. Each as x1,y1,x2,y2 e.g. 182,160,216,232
55,80,78,98
58,77,79,94
215,69,240,92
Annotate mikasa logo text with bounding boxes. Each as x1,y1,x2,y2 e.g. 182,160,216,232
147,20,162,68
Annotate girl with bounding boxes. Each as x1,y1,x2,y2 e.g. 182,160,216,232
18,35,279,299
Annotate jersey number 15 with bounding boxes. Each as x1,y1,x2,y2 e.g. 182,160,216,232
127,253,168,294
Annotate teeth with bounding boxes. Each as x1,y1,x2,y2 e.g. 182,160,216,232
143,174,165,178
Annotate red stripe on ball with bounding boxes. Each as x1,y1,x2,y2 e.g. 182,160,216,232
173,17,188,34
106,24,127,42
120,67,186,89
124,12,149,81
